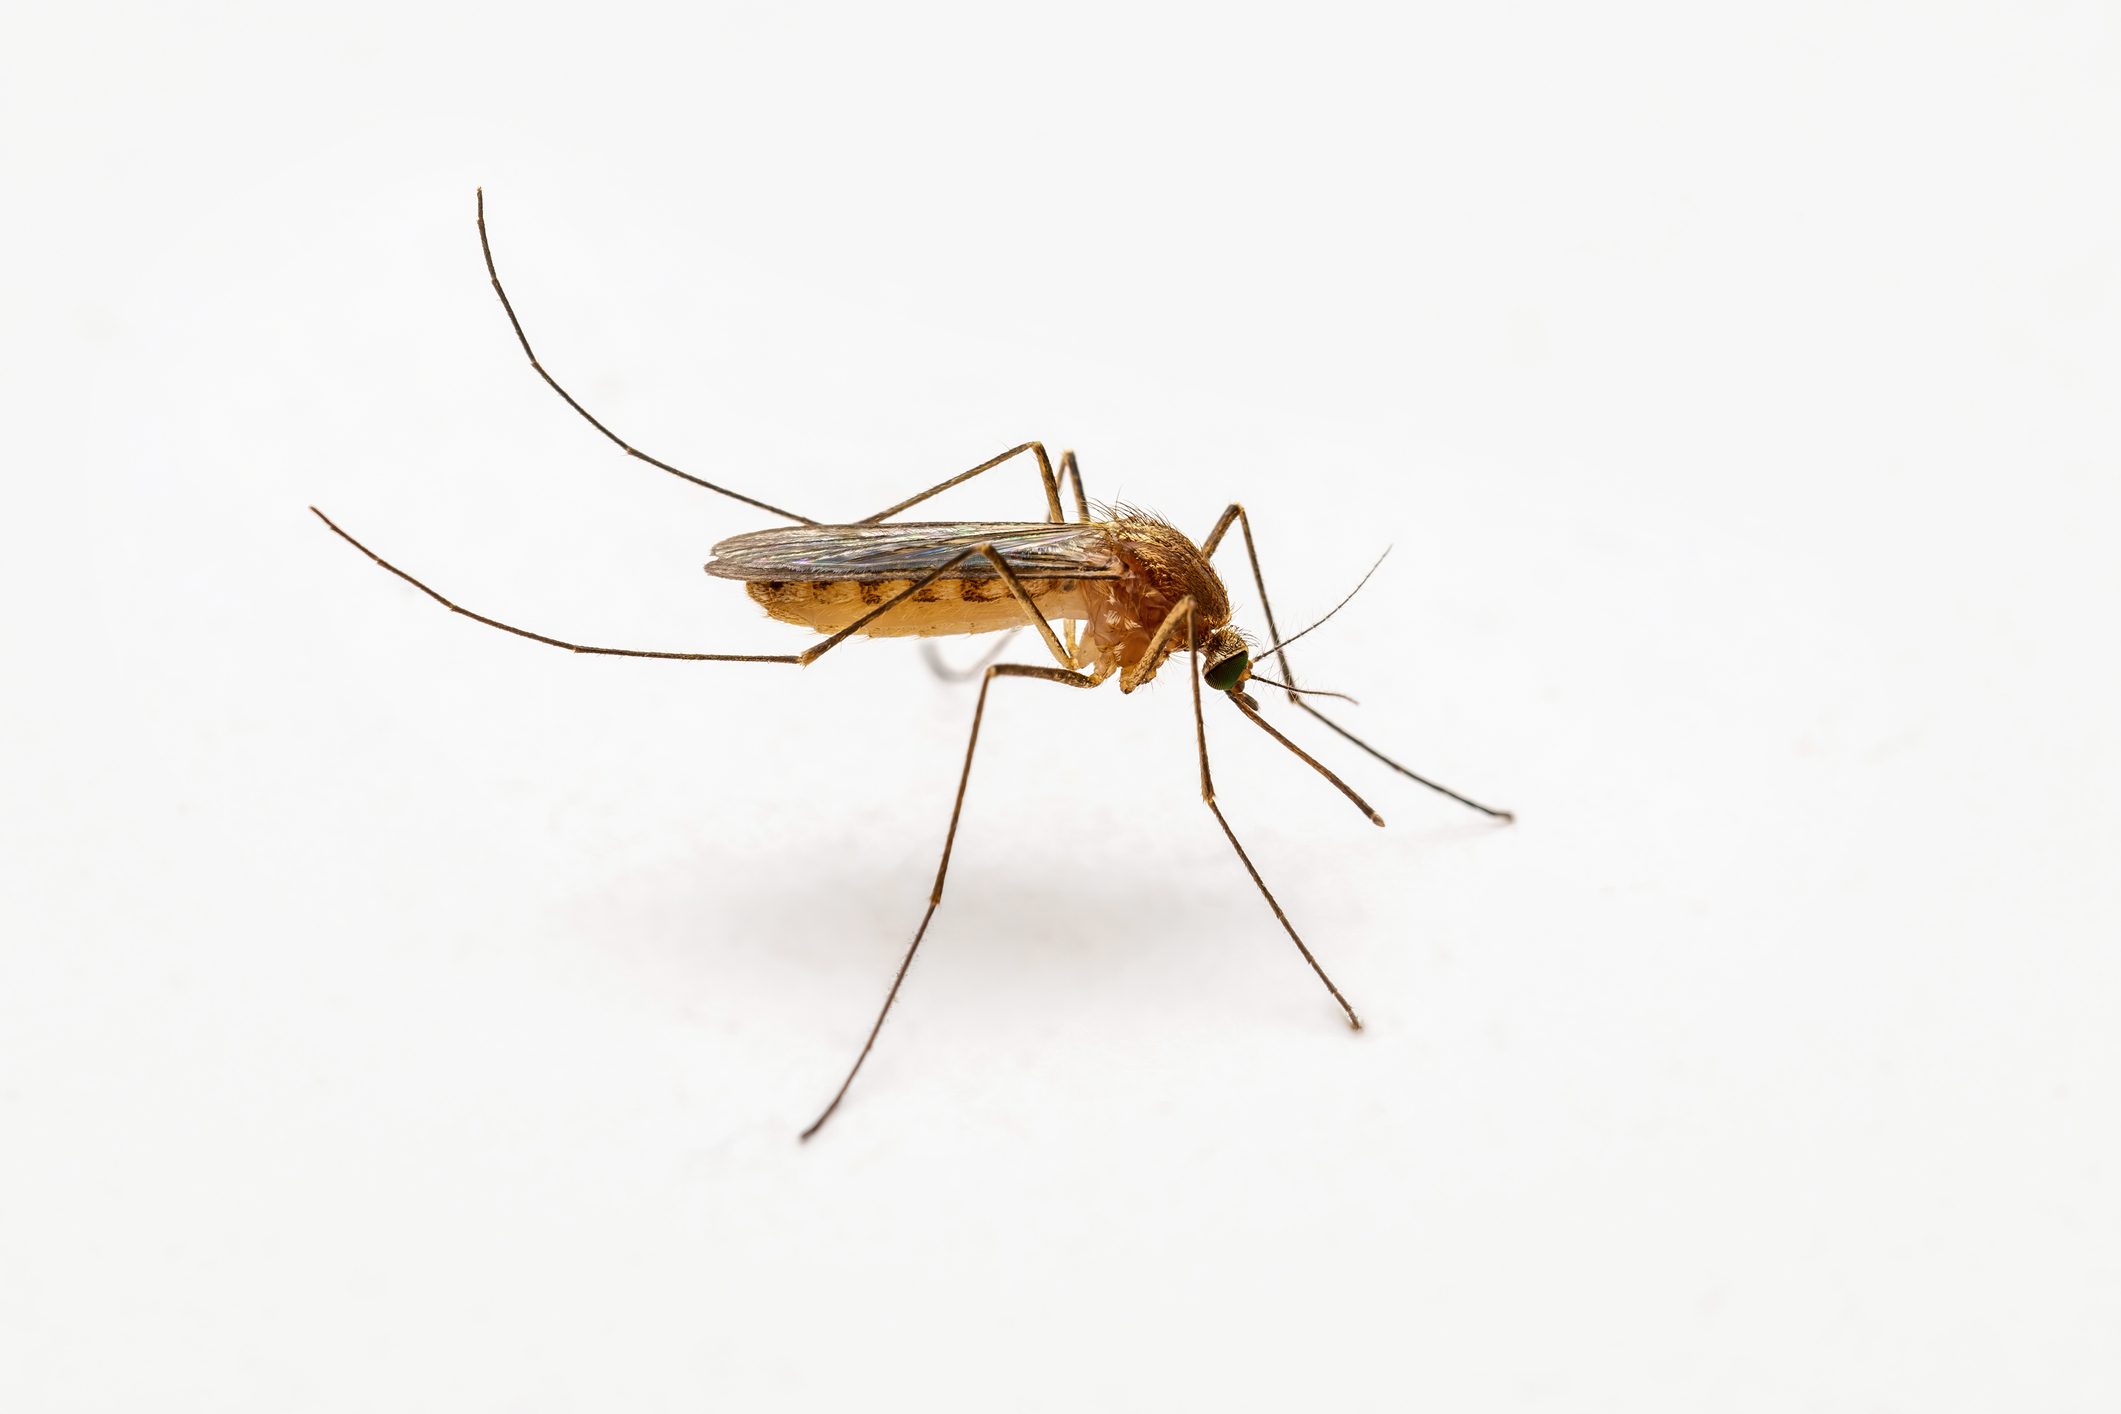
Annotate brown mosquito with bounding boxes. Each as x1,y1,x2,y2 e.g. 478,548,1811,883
312,190,1514,1140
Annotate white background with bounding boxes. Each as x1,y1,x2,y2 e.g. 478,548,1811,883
3,3,2115,1410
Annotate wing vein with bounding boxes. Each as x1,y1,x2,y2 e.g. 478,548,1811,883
706,522,1123,582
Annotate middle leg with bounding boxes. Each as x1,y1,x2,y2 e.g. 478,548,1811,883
800,661,1100,1140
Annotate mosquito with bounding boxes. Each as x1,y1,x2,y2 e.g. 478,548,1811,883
312,190,1514,1140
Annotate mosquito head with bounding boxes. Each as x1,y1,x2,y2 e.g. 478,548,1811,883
1201,625,1251,693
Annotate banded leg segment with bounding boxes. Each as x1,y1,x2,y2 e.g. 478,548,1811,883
801,661,1099,1141
1200,502,1514,822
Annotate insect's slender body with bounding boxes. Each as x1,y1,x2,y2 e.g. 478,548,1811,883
313,191,1513,1140
711,515,1239,687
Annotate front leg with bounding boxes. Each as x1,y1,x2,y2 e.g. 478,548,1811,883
1177,600,1363,1029
1199,501,1514,821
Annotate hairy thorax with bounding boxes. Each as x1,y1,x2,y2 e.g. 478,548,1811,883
1072,517,1232,686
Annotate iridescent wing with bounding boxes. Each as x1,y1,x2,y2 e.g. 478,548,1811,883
706,521,1122,582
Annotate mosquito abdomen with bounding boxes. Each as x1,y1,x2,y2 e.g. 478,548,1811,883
748,577,1089,639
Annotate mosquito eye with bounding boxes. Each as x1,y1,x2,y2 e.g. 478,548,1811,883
1204,651,1250,692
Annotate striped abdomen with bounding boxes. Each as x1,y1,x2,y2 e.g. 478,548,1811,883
746,577,1091,638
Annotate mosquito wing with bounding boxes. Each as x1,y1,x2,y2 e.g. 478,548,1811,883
706,521,1123,582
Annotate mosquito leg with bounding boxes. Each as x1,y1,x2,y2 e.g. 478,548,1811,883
801,661,1099,1141
475,190,817,525
1226,692,1385,827
918,494,1104,668
856,442,1066,525
1058,450,1093,522
314,509,1063,672
1057,451,1091,661
1180,603,1363,1030
312,507,801,662
797,539,1081,673
482,189,1080,532
1200,503,1295,679
856,438,1106,528
1200,502,1514,822
1118,593,1199,694
1120,587,1377,824
1288,704,1514,820
976,546,1080,670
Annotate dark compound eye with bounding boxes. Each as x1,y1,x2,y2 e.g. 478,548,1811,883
1204,651,1250,692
